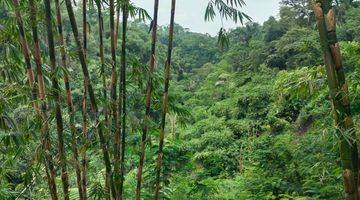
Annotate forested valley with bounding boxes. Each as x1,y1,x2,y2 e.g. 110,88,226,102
0,0,360,199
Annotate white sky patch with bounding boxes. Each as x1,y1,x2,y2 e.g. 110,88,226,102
132,0,281,36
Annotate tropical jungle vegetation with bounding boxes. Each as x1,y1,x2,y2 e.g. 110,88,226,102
0,0,359,199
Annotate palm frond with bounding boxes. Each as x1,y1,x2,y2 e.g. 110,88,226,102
205,0,251,24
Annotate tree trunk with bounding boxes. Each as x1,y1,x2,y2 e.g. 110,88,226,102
54,0,84,198
94,1,111,199
154,0,176,199
313,1,359,199
136,0,159,199
63,0,116,198
28,0,58,199
12,0,38,112
95,0,108,126
109,0,121,199
83,0,87,55
81,0,89,199
44,0,70,199
119,1,129,199
81,85,89,200
115,1,121,50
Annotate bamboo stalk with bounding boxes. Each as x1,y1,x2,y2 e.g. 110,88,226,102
54,0,84,198
81,84,88,200
63,0,116,198
83,0,87,55
119,1,129,199
94,1,111,199
81,0,89,199
154,0,176,199
313,1,359,199
27,0,58,199
115,0,121,50
109,0,122,198
136,0,160,199
43,0,70,199
94,0,108,126
12,0,38,112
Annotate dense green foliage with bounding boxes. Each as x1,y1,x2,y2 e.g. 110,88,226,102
1,0,360,199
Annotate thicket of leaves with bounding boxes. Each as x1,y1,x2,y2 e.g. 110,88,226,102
163,2,360,199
